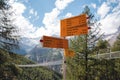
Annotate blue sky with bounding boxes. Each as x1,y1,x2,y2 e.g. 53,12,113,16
9,0,120,52
22,0,100,26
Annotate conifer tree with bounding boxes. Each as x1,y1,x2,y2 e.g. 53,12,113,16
66,6,104,80
0,0,19,50
112,33,120,51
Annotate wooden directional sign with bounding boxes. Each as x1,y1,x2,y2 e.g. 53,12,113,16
61,14,88,37
42,36,68,49
64,49,75,57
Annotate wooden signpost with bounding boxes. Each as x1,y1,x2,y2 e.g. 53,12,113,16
40,13,88,80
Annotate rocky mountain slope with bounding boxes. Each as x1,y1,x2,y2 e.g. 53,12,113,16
26,45,63,63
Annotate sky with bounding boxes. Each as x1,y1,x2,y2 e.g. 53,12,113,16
8,0,120,52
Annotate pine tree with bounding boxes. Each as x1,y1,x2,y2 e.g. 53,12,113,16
66,6,104,80
111,33,120,51
0,0,19,50
96,39,110,53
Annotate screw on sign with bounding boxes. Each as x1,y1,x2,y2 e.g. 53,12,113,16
40,39,43,42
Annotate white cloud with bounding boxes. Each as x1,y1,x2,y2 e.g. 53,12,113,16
11,2,26,15
98,0,102,3
43,0,74,36
55,0,74,10
97,2,111,19
24,0,29,3
107,0,119,4
28,16,32,19
91,3,96,9
9,1,35,38
10,0,74,38
64,12,73,18
9,2,34,37
42,8,60,36
29,8,38,17
29,9,34,14
43,8,60,27
34,11,37,16
9,0,74,52
98,1,120,34
112,3,120,12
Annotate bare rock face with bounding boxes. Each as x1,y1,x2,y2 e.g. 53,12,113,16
25,45,63,63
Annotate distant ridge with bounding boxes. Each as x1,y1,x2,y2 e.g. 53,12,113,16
104,26,120,46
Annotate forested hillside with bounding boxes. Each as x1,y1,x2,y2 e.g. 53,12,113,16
0,48,62,80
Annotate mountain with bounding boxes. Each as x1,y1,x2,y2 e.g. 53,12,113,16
26,45,63,63
104,26,120,46
0,48,62,80
11,37,40,55
25,45,63,72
